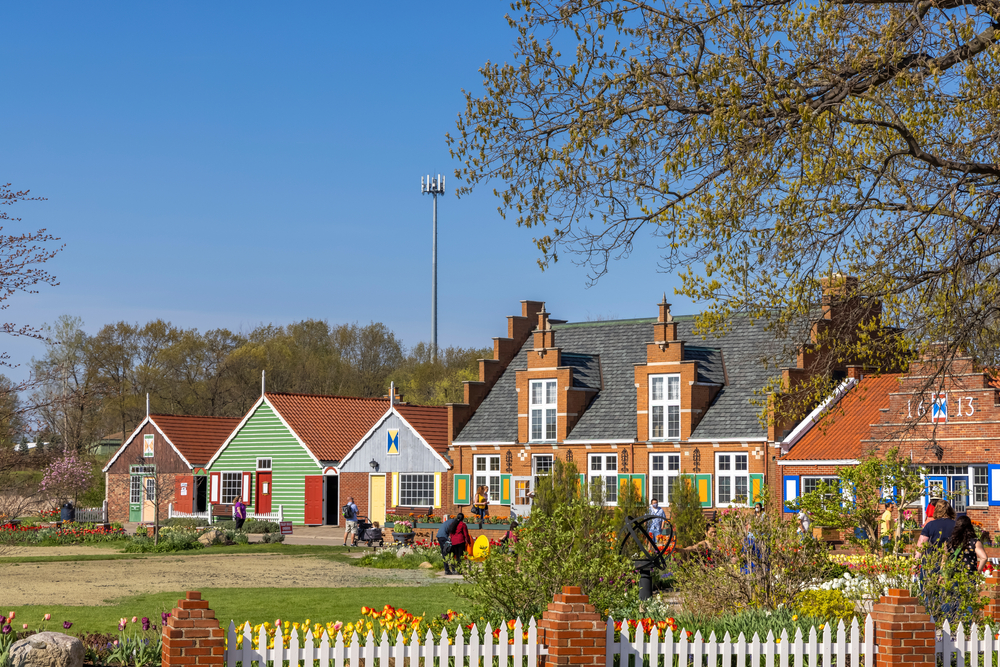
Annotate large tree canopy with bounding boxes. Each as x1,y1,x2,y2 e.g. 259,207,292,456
451,0,1000,402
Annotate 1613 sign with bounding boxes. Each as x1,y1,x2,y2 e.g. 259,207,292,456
907,393,975,422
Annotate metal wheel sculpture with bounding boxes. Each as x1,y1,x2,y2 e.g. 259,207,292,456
618,514,676,599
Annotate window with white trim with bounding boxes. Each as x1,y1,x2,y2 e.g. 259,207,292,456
650,375,681,440
716,453,749,506
256,458,272,471
533,455,553,489
475,455,501,502
400,474,435,506
649,453,681,504
802,476,841,496
145,477,156,501
221,472,242,504
130,475,142,504
530,380,558,441
973,466,988,505
588,454,618,504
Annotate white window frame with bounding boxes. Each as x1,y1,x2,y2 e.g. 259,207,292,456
529,379,558,442
256,458,272,471
588,453,618,505
130,475,143,504
145,477,156,502
973,466,988,506
802,476,841,497
221,472,242,504
532,454,553,488
649,374,681,440
474,455,502,502
399,473,435,507
716,452,750,507
649,453,681,505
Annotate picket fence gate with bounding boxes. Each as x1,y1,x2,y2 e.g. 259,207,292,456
224,617,546,667
75,501,108,523
609,615,876,666
937,619,1000,666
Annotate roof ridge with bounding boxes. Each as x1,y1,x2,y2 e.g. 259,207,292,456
150,413,241,420
265,391,389,401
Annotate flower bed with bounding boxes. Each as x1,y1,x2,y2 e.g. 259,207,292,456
0,523,125,546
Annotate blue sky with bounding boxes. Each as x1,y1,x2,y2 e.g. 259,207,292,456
1,2,691,381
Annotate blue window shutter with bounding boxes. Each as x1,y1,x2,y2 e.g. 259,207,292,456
989,465,1000,506
783,475,799,513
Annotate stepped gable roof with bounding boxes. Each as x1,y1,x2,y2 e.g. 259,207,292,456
265,392,391,461
263,392,449,461
782,374,901,461
395,404,449,454
150,414,241,465
454,315,800,443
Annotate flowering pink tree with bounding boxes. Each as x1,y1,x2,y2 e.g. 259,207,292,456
39,449,94,505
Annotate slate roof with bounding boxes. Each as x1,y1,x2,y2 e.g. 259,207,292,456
454,315,802,443
264,393,449,462
782,374,901,461
563,353,602,390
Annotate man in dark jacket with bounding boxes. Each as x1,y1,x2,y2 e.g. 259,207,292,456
437,515,456,575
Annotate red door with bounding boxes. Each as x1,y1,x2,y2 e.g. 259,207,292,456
174,475,193,514
256,472,272,514
304,475,323,525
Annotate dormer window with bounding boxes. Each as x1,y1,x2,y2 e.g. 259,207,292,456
530,379,558,441
650,374,680,440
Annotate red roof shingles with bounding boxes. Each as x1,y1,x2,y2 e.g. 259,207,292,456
150,414,241,466
264,393,448,462
395,404,449,454
782,374,901,461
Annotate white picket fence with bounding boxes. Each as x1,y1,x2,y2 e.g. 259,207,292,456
168,503,285,522
938,619,1000,665
248,505,284,522
224,618,545,667
167,503,210,520
609,615,876,666
75,501,108,523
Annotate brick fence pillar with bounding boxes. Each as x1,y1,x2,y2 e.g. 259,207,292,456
983,572,1000,623
538,586,606,667
162,591,225,667
871,587,935,667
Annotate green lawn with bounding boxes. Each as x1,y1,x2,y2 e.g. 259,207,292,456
5,586,468,634
0,543,357,564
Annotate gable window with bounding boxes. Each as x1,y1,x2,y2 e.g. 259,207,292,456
650,375,681,440
221,472,242,504
530,379,558,441
475,455,502,502
588,454,618,504
649,453,681,504
716,453,749,506
256,458,272,471
399,474,435,506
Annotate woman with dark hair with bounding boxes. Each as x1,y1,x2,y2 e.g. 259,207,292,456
448,512,471,570
946,516,988,573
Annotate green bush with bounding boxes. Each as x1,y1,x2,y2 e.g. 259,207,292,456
243,519,280,533
262,532,285,544
671,475,707,548
213,520,236,530
357,547,443,570
670,607,830,639
165,517,209,528
793,589,856,624
122,531,203,553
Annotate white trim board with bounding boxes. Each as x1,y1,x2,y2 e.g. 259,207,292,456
102,415,194,473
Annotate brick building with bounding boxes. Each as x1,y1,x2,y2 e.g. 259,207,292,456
778,355,1000,525
205,391,450,526
103,414,240,523
444,296,857,516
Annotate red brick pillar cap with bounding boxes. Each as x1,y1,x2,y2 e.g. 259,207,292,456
885,588,909,597
561,586,582,595
186,591,202,600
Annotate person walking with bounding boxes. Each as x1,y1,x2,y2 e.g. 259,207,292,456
918,500,957,548
436,514,456,575
448,512,471,571
472,486,490,528
648,498,666,536
342,497,358,546
233,498,247,530
946,516,988,573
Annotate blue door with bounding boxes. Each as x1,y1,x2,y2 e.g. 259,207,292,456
925,476,947,521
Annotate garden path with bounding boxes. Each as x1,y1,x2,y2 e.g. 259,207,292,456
1,551,442,605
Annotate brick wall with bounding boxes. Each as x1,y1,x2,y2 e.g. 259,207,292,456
339,472,370,520
107,471,181,524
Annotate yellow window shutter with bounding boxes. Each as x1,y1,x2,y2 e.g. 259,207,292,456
391,472,399,507
434,472,442,508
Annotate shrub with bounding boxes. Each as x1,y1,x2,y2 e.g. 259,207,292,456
213,520,236,530
263,532,285,544
122,531,203,553
243,519,280,533
165,517,208,528
794,590,856,624
671,501,829,615
669,608,830,640
670,475,706,548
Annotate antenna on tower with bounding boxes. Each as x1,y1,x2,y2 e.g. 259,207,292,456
421,173,445,362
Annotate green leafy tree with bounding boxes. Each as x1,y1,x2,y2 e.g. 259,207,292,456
451,1,1000,421
671,475,707,548
461,459,635,621
787,448,922,553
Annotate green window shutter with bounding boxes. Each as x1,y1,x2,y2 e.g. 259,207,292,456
750,474,765,503
500,474,512,506
631,474,646,500
617,473,631,499
695,474,713,508
579,474,587,495
453,474,471,505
